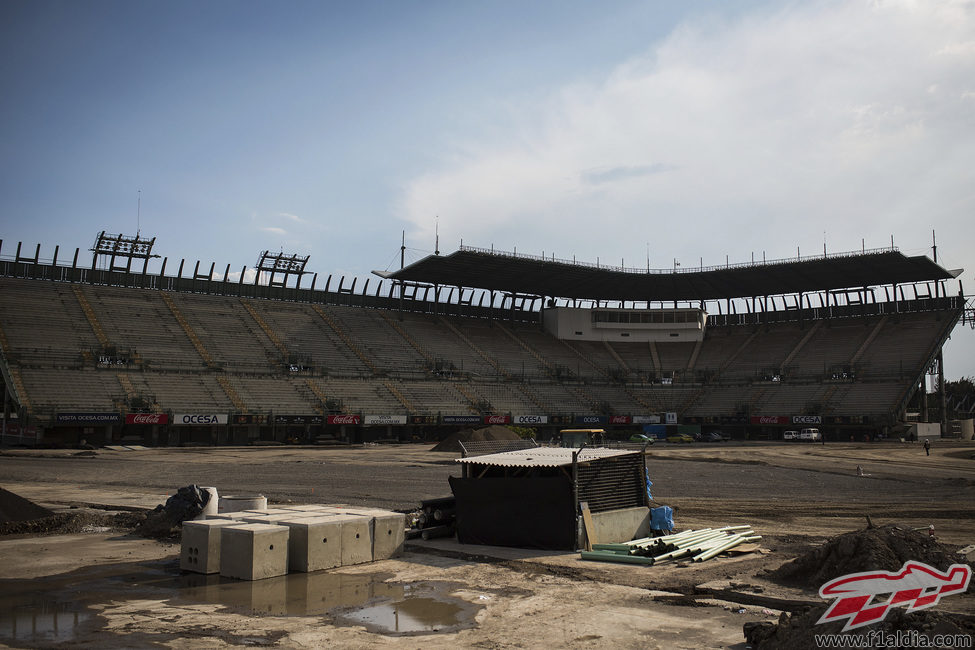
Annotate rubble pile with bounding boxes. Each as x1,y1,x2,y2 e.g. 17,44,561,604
135,485,212,539
771,523,974,591
430,425,521,453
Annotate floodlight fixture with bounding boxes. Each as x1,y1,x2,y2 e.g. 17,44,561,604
255,250,310,287
90,231,160,273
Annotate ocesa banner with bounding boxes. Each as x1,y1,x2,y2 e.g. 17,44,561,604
513,415,548,424
174,413,228,425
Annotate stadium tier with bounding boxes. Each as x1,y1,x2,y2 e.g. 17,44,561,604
0,241,965,446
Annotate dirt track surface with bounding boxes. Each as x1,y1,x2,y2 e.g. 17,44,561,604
1,440,974,648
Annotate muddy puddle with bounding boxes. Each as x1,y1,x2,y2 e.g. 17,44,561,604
0,559,480,645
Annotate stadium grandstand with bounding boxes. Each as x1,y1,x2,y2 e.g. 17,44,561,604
0,232,969,447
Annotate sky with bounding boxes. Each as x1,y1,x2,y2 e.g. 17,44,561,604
1,0,973,378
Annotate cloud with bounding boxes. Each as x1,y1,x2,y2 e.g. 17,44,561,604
581,163,677,185
276,212,305,223
399,1,975,268
260,226,287,236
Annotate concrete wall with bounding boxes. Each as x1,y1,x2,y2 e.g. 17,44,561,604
578,506,651,549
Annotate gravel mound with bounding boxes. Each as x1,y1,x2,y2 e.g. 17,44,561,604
770,523,973,591
430,425,522,453
0,487,55,523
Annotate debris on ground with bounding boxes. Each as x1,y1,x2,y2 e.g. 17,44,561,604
430,425,522,453
581,526,761,566
743,603,975,649
770,523,975,592
405,495,456,540
135,485,212,540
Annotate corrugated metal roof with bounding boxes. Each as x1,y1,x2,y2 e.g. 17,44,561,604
456,447,638,468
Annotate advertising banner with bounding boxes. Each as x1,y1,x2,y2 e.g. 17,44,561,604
273,415,322,425
327,415,361,425
364,415,408,425
482,415,511,425
234,414,266,425
56,412,121,425
574,415,608,425
665,412,678,425
410,415,437,425
608,415,631,424
174,413,228,425
632,415,661,424
442,415,481,425
513,415,548,425
548,415,574,425
751,416,789,425
125,413,169,425
792,415,822,425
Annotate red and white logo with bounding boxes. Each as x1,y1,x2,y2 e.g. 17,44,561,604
327,415,361,425
125,413,169,425
817,561,971,631
483,415,510,424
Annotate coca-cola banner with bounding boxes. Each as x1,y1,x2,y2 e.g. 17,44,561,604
482,415,511,425
750,416,789,425
442,415,481,425
609,415,631,424
513,415,548,424
56,412,121,425
327,415,361,425
364,415,408,425
125,413,169,425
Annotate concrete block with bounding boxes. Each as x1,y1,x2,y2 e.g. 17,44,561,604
220,523,290,581
240,513,318,525
330,508,407,560
181,520,245,574
279,516,345,572
242,508,293,516
318,514,372,565
207,512,252,521
280,504,333,513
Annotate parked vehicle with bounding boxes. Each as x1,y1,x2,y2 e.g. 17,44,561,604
800,428,822,442
629,433,656,444
667,433,695,444
783,430,800,440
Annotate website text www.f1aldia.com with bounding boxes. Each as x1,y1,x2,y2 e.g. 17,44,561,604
815,630,972,648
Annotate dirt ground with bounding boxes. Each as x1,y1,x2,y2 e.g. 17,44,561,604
1,440,974,649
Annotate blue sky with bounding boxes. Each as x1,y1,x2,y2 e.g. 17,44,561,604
1,0,973,379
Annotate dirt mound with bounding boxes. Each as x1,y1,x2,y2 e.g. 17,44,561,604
0,487,55,523
744,604,975,649
430,425,522,453
771,523,974,592
0,510,145,536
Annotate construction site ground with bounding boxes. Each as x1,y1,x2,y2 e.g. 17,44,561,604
1,439,973,649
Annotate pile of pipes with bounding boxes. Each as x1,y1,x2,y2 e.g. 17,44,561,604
405,496,456,541
580,525,760,566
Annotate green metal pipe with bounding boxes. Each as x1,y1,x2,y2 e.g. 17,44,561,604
580,551,656,565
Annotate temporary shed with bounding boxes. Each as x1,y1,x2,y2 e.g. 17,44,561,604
450,447,649,550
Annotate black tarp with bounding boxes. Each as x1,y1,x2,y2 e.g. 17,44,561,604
449,476,576,550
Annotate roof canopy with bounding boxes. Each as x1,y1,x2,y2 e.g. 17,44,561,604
385,247,956,302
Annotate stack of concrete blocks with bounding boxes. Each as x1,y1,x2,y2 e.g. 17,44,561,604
181,503,407,581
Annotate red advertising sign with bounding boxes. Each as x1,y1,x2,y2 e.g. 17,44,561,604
125,413,169,425
482,415,511,424
750,415,788,425
327,415,361,425
609,415,632,424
